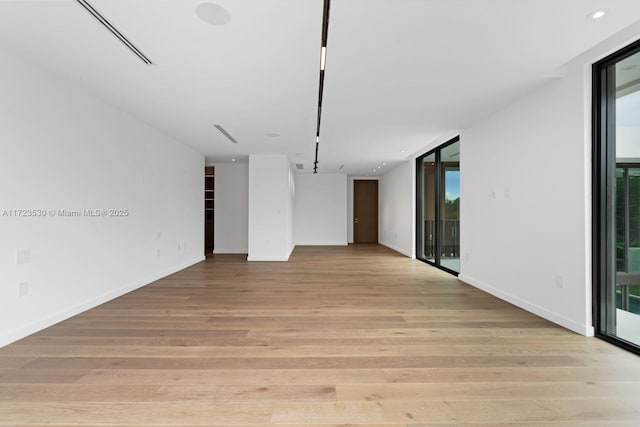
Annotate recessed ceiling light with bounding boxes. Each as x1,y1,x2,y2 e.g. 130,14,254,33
382,162,386,166
231,158,236,162
587,9,607,20
196,3,231,26
401,149,406,153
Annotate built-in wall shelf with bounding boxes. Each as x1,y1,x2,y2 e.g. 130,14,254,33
204,166,214,254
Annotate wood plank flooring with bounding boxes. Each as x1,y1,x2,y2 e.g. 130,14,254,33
1,244,639,426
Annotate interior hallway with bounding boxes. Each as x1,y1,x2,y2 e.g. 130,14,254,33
0,245,639,425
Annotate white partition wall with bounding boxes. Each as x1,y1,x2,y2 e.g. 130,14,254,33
248,155,296,261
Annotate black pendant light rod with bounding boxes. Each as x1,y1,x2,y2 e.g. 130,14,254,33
314,0,331,174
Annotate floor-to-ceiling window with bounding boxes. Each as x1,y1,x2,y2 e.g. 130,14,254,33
594,40,640,354
416,136,460,274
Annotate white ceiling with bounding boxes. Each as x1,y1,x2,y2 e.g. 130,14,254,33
0,0,639,175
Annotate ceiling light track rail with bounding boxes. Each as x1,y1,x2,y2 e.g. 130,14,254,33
76,0,153,65
314,0,331,174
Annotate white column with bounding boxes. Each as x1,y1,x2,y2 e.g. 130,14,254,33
247,154,295,261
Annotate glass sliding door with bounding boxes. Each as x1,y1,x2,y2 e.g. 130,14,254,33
441,142,460,272
417,152,436,262
594,41,640,354
416,136,460,275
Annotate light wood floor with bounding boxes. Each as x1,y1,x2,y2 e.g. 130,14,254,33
1,245,639,426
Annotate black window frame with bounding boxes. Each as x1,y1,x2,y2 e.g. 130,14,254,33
593,38,640,356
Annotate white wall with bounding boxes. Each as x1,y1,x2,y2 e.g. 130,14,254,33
213,163,248,254
0,47,204,347
247,155,295,261
459,73,590,335
285,163,296,256
458,23,640,337
379,161,414,257
294,174,347,245
347,176,379,243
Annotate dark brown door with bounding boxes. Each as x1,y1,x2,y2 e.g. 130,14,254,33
354,180,378,243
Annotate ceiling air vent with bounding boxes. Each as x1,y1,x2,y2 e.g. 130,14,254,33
213,125,238,144
76,0,153,65
296,163,304,170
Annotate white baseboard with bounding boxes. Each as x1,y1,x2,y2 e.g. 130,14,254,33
213,248,248,254
294,242,348,246
458,274,594,337
247,244,295,262
247,255,290,261
379,241,412,258
0,255,205,348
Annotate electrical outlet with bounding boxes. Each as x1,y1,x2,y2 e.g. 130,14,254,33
504,189,511,199
16,249,31,265
555,274,564,289
184,242,188,250
156,248,161,257
465,252,470,262
18,282,29,297
157,232,162,240
178,243,181,251
491,191,496,199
